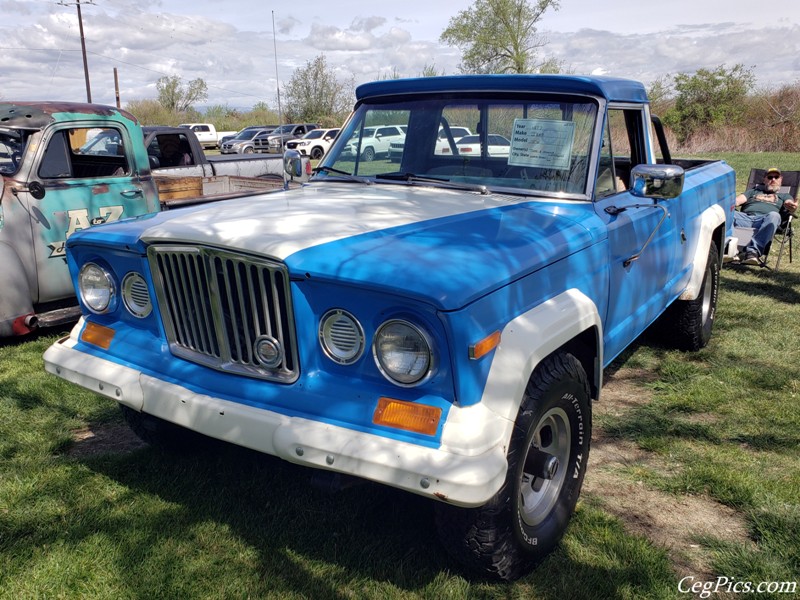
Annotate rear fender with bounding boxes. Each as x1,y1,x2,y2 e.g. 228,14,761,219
679,204,726,301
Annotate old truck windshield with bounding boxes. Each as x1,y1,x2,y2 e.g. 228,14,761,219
320,96,598,197
0,129,29,176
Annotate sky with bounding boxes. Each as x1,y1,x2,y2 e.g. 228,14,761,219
1,0,799,111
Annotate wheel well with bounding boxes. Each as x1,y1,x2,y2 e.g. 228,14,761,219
712,222,725,260
540,327,600,401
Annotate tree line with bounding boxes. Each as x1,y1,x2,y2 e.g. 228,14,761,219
125,0,799,153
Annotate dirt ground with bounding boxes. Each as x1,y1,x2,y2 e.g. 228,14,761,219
69,367,751,580
583,367,751,580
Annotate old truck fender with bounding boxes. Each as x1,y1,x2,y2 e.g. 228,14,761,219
467,288,603,430
0,241,35,337
679,204,726,301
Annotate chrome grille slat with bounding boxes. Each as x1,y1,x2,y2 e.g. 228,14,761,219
148,246,298,383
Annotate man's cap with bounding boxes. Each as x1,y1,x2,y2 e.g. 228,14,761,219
766,167,781,176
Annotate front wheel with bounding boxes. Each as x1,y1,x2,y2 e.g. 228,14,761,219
435,352,592,581
362,146,375,162
120,405,206,451
310,146,324,160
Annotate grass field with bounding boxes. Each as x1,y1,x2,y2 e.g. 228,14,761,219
1,153,798,599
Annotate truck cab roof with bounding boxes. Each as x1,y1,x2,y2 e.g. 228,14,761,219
0,101,137,130
356,74,649,104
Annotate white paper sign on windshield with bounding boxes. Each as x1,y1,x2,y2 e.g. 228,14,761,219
508,119,575,170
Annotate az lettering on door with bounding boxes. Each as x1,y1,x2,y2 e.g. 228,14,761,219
48,205,125,258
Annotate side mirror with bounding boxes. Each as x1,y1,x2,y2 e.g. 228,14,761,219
283,149,303,188
630,164,684,199
29,181,46,200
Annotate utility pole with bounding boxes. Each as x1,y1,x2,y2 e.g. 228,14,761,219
272,11,282,125
58,0,95,103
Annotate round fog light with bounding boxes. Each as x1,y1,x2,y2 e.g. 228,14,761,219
319,309,364,365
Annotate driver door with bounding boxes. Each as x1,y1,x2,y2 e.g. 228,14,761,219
593,107,683,363
28,124,156,303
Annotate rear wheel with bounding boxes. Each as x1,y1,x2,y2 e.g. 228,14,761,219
435,352,591,581
657,241,719,351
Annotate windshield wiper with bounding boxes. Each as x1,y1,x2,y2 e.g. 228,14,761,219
313,165,372,184
374,172,490,195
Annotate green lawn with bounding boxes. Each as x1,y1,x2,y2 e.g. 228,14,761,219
1,152,798,599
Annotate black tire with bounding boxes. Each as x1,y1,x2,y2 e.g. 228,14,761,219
120,405,205,451
310,146,324,160
435,352,592,581
362,146,375,162
657,241,719,351
244,147,254,154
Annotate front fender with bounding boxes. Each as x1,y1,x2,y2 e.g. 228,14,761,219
0,241,35,336
475,288,603,427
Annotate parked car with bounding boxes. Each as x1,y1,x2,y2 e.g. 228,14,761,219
388,126,472,162
455,134,511,157
254,123,319,154
341,125,406,161
220,127,277,154
285,128,340,160
219,125,278,148
177,123,237,149
435,126,473,155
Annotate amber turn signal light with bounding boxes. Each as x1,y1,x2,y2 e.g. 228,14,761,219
373,397,441,436
80,322,115,349
469,330,501,360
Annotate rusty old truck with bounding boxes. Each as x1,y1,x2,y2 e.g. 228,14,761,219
0,101,309,337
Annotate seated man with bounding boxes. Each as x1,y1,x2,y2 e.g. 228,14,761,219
735,167,798,264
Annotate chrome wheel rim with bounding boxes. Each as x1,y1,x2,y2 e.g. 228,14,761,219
519,407,571,526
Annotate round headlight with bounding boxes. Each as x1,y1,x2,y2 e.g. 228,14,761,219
319,309,365,365
78,262,115,313
373,320,433,386
122,272,152,318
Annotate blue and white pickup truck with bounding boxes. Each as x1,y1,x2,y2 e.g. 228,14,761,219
44,75,735,580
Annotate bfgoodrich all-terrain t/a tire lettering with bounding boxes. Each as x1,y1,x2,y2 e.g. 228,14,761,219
434,352,592,581
658,241,720,351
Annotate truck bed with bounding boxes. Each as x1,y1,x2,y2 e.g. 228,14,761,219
155,175,287,207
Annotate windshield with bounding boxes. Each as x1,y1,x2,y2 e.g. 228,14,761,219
0,128,31,176
273,125,295,134
320,96,599,197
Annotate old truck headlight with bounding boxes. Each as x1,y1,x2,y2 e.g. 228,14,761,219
79,262,115,313
373,320,433,386
319,309,365,365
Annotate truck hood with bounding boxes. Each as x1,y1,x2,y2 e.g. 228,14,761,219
75,183,604,310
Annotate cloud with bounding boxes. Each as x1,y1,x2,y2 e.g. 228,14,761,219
351,16,386,32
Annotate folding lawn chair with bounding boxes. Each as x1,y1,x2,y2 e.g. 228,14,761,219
730,169,797,271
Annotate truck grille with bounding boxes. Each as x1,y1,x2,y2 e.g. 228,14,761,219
147,245,299,383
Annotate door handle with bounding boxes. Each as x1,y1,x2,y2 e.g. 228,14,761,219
120,188,144,198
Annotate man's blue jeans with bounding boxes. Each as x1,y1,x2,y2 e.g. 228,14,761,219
733,211,782,256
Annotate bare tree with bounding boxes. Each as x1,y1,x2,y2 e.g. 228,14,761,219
440,0,560,74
